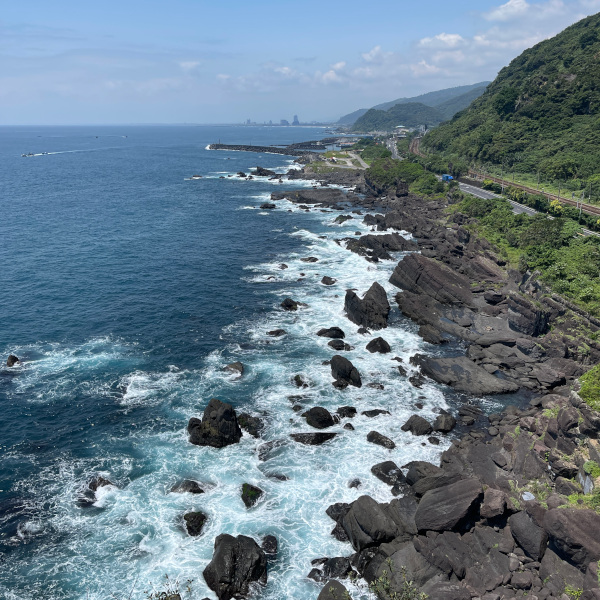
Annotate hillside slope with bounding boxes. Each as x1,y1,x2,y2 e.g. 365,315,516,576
422,13,600,180
337,82,489,126
352,102,444,132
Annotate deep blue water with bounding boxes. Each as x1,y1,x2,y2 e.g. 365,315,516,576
0,125,495,600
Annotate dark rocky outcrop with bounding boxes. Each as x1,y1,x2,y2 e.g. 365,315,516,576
401,415,433,436
203,534,267,600
342,495,399,551
330,355,362,388
432,412,457,433
260,203,276,209
344,282,390,330
290,432,337,445
367,431,395,449
344,233,417,261
224,361,244,376
508,510,548,561
302,407,335,429
241,483,264,508
317,327,345,339
281,298,303,311
188,398,243,448
321,276,337,285
253,166,276,177
6,354,19,367
237,413,264,438
366,337,391,353
171,480,204,494
267,329,286,337
262,535,278,556
184,511,207,536
317,580,349,600
371,461,406,487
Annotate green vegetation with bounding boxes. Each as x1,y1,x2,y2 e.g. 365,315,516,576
422,13,600,189
584,460,600,478
369,562,428,600
579,365,600,410
365,158,445,197
455,194,600,314
565,585,584,600
353,102,445,132
352,138,392,164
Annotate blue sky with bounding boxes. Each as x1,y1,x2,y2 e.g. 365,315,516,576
1,0,599,124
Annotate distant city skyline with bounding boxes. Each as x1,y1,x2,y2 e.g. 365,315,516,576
1,0,599,124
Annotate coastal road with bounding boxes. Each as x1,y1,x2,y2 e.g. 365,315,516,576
457,180,599,237
386,139,400,160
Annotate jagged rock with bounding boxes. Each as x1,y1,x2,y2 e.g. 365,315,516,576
6,354,19,367
267,329,286,336
171,480,204,494
184,511,207,536
259,203,276,209
77,476,115,506
480,488,506,519
401,415,433,436
322,557,353,579
337,406,357,418
253,166,276,177
366,337,391,353
414,478,483,532
188,399,242,448
330,355,362,388
301,256,319,263
433,413,457,433
341,495,398,551
544,508,600,569
389,253,474,306
411,354,519,394
404,461,441,485
261,535,278,556
484,291,505,305
371,461,406,487
302,407,335,429
411,472,463,497
237,413,264,438
292,374,310,388
241,483,264,508
317,580,348,600
509,510,548,561
345,232,417,261
367,431,395,449
290,432,337,445
317,327,345,339
362,409,390,418
281,298,302,311
344,282,390,330
321,276,337,285
507,294,549,337
539,548,585,597
203,534,267,600
418,324,446,344
224,361,244,376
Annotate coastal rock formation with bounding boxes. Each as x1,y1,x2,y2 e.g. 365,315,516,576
224,361,244,376
281,298,304,311
366,337,391,353
237,413,264,438
6,354,19,367
302,406,335,429
344,233,417,261
366,431,395,449
321,276,336,285
401,415,433,436
183,511,207,536
203,534,267,600
290,432,337,445
188,398,243,448
241,483,264,508
252,166,276,177
344,282,390,330
317,327,345,339
330,355,362,388
170,480,204,494
317,580,349,600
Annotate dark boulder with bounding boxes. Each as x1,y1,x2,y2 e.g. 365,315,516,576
203,534,267,600
411,354,519,394
77,476,114,506
323,557,353,579
241,483,264,508
411,472,463,497
321,276,337,286
366,337,391,354
366,431,395,449
328,339,351,351
337,406,357,418
259,203,276,209
341,495,398,551
401,415,433,436
539,548,585,597
6,354,19,367
433,413,456,433
267,329,286,337
188,398,243,448
330,355,362,388
253,166,276,177
224,361,244,376
171,480,204,494
544,508,600,568
371,461,406,487
317,327,345,339
414,478,483,532
184,511,207,536
404,461,441,485
509,510,548,561
290,432,337,445
344,282,390,330
362,409,390,418
317,580,348,600
261,535,278,556
237,413,264,438
302,407,335,429
281,298,302,311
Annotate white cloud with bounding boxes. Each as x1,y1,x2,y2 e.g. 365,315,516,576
485,0,531,21
419,33,465,47
179,61,200,72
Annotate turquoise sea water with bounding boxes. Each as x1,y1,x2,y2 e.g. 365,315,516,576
0,125,457,600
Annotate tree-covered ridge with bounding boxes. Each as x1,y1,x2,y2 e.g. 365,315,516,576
422,12,600,181
352,102,445,132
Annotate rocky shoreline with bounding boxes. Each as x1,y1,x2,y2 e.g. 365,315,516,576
191,160,600,600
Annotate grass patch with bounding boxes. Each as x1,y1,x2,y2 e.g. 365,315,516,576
579,364,600,411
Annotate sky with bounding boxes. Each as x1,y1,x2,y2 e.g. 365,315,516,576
1,0,599,125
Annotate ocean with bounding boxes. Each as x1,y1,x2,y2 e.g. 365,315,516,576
0,125,454,600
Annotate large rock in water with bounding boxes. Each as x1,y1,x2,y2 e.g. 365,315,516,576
6,354,19,367
344,282,390,330
414,478,483,532
401,415,433,436
302,407,335,429
389,253,474,306
411,354,519,395
203,534,267,600
341,495,398,551
188,398,243,448
544,508,600,569
331,355,362,388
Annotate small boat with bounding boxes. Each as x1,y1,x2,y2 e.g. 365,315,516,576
21,152,34,157
191,175,203,180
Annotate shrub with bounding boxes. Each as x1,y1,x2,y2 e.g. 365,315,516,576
579,364,600,411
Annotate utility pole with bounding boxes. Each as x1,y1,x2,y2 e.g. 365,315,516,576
558,181,561,201
537,171,540,191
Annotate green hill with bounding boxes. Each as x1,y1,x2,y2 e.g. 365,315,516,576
422,13,600,181
337,82,489,126
351,102,445,132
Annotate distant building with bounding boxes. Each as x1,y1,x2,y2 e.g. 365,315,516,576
280,119,290,126
292,115,300,126
246,119,251,125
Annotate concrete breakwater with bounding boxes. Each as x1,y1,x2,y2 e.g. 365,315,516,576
208,143,317,157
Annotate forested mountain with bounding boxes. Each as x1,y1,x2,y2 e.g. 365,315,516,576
422,13,600,180
337,82,489,126
351,102,445,132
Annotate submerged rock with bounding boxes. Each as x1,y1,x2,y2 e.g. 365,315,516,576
188,398,243,448
321,276,337,286
290,432,337,445
317,327,345,339
224,361,244,376
267,329,286,337
241,483,264,508
203,534,267,600
171,480,204,494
